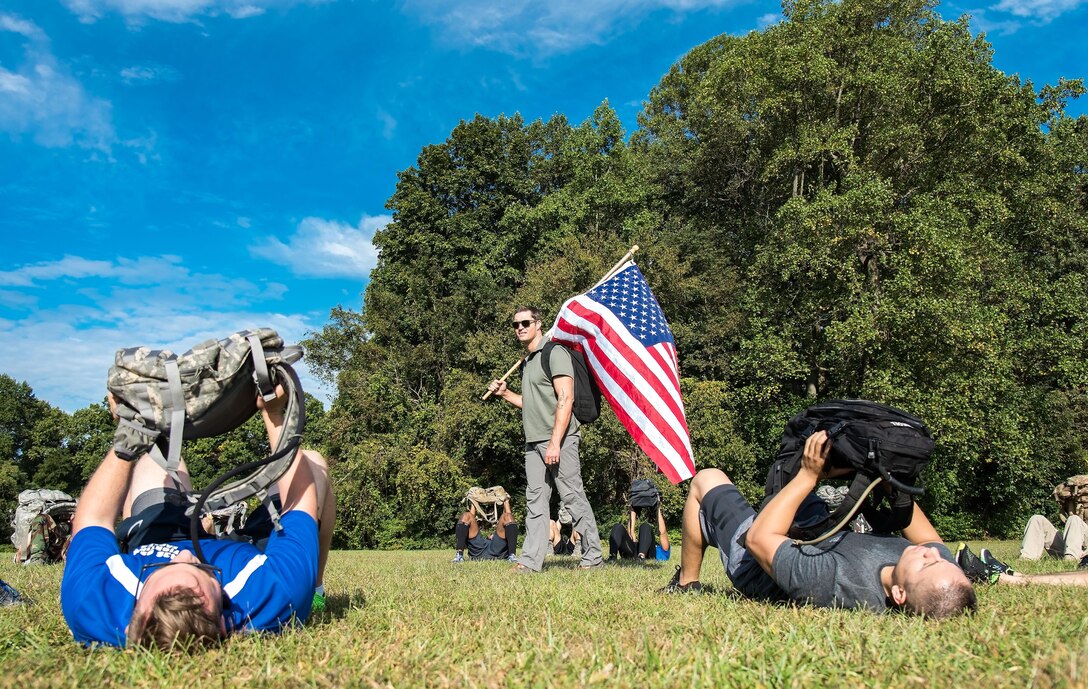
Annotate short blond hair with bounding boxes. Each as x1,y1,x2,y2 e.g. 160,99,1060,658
128,588,224,652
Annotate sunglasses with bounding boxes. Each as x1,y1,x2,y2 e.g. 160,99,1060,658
512,319,537,330
135,560,231,610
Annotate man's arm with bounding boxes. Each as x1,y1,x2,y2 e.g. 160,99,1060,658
900,502,943,545
657,506,670,552
71,449,136,534
258,386,320,521
746,431,830,574
544,375,574,465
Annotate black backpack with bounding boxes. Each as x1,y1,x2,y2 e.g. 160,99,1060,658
762,399,935,539
526,341,603,424
629,479,660,509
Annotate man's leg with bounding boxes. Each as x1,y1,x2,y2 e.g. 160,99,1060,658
609,523,634,559
518,443,552,571
1020,515,1059,560
302,451,336,590
553,436,603,567
636,523,654,559
1000,570,1088,586
121,454,194,519
678,468,733,586
1063,515,1087,561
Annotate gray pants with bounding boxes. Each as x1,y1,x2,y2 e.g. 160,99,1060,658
519,435,602,571
1020,514,1087,560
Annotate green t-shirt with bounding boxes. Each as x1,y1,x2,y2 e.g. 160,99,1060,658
521,342,581,443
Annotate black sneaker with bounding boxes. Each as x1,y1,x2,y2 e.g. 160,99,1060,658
979,548,1014,576
659,565,703,594
1079,555,1088,570
956,543,999,584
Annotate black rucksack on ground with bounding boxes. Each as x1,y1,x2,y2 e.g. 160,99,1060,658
762,399,935,540
528,341,603,424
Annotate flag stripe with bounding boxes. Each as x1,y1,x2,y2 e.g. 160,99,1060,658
557,317,692,467
559,301,687,427
547,262,696,483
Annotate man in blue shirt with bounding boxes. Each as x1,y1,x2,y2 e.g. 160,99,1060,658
61,386,336,650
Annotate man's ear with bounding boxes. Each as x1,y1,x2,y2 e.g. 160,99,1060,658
890,583,908,606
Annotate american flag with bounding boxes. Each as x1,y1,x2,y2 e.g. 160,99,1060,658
547,261,695,483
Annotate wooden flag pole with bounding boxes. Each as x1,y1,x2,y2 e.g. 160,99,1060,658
481,244,639,401
480,357,525,400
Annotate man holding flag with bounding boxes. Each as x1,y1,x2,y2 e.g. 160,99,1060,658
488,306,604,573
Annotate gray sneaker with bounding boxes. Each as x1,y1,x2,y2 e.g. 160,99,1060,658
452,552,465,563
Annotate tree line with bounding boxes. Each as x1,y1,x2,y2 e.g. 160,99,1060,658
4,0,1086,548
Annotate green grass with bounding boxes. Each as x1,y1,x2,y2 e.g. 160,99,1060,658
3,542,1088,688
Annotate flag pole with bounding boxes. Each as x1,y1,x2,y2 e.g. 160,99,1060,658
593,244,639,289
481,244,640,401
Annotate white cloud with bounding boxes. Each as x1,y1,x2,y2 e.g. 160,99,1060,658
0,14,46,39
757,12,781,27
60,0,324,24
120,64,181,84
0,254,333,412
399,0,737,56
251,214,388,279
990,0,1087,20
0,14,116,151
377,108,397,140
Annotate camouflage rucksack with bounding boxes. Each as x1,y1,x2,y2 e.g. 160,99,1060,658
1053,476,1088,521
107,328,306,557
464,486,510,525
10,489,77,565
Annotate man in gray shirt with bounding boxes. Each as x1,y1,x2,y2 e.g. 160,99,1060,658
488,306,603,572
663,430,976,619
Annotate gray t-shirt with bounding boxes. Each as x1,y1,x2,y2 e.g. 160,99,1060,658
521,342,581,443
771,532,954,612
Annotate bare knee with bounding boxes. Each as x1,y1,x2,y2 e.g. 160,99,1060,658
690,468,732,502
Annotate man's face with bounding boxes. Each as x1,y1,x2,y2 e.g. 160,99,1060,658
131,550,227,633
892,544,966,597
512,310,540,345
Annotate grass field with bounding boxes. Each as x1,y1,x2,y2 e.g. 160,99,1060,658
3,541,1088,688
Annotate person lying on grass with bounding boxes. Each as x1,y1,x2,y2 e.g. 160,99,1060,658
453,497,519,563
61,386,336,650
662,430,976,619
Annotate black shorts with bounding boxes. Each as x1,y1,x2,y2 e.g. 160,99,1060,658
115,489,280,553
699,484,786,601
115,488,210,553
467,532,510,560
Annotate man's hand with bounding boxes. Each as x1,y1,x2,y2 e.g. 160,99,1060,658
799,431,831,480
256,383,288,417
488,380,508,397
544,440,561,466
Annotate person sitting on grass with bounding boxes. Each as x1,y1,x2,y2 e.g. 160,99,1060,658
453,497,519,563
60,387,336,650
661,430,976,619
609,504,670,562
550,501,582,556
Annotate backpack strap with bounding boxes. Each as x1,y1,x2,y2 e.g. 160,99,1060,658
156,356,186,488
246,333,277,402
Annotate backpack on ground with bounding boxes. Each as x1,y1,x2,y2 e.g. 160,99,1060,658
527,340,603,424
464,486,510,525
11,489,77,565
762,399,935,541
107,328,306,559
629,479,660,509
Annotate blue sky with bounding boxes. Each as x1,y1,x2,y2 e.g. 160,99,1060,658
1,0,1085,412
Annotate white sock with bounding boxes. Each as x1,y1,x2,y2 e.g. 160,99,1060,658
315,584,325,596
